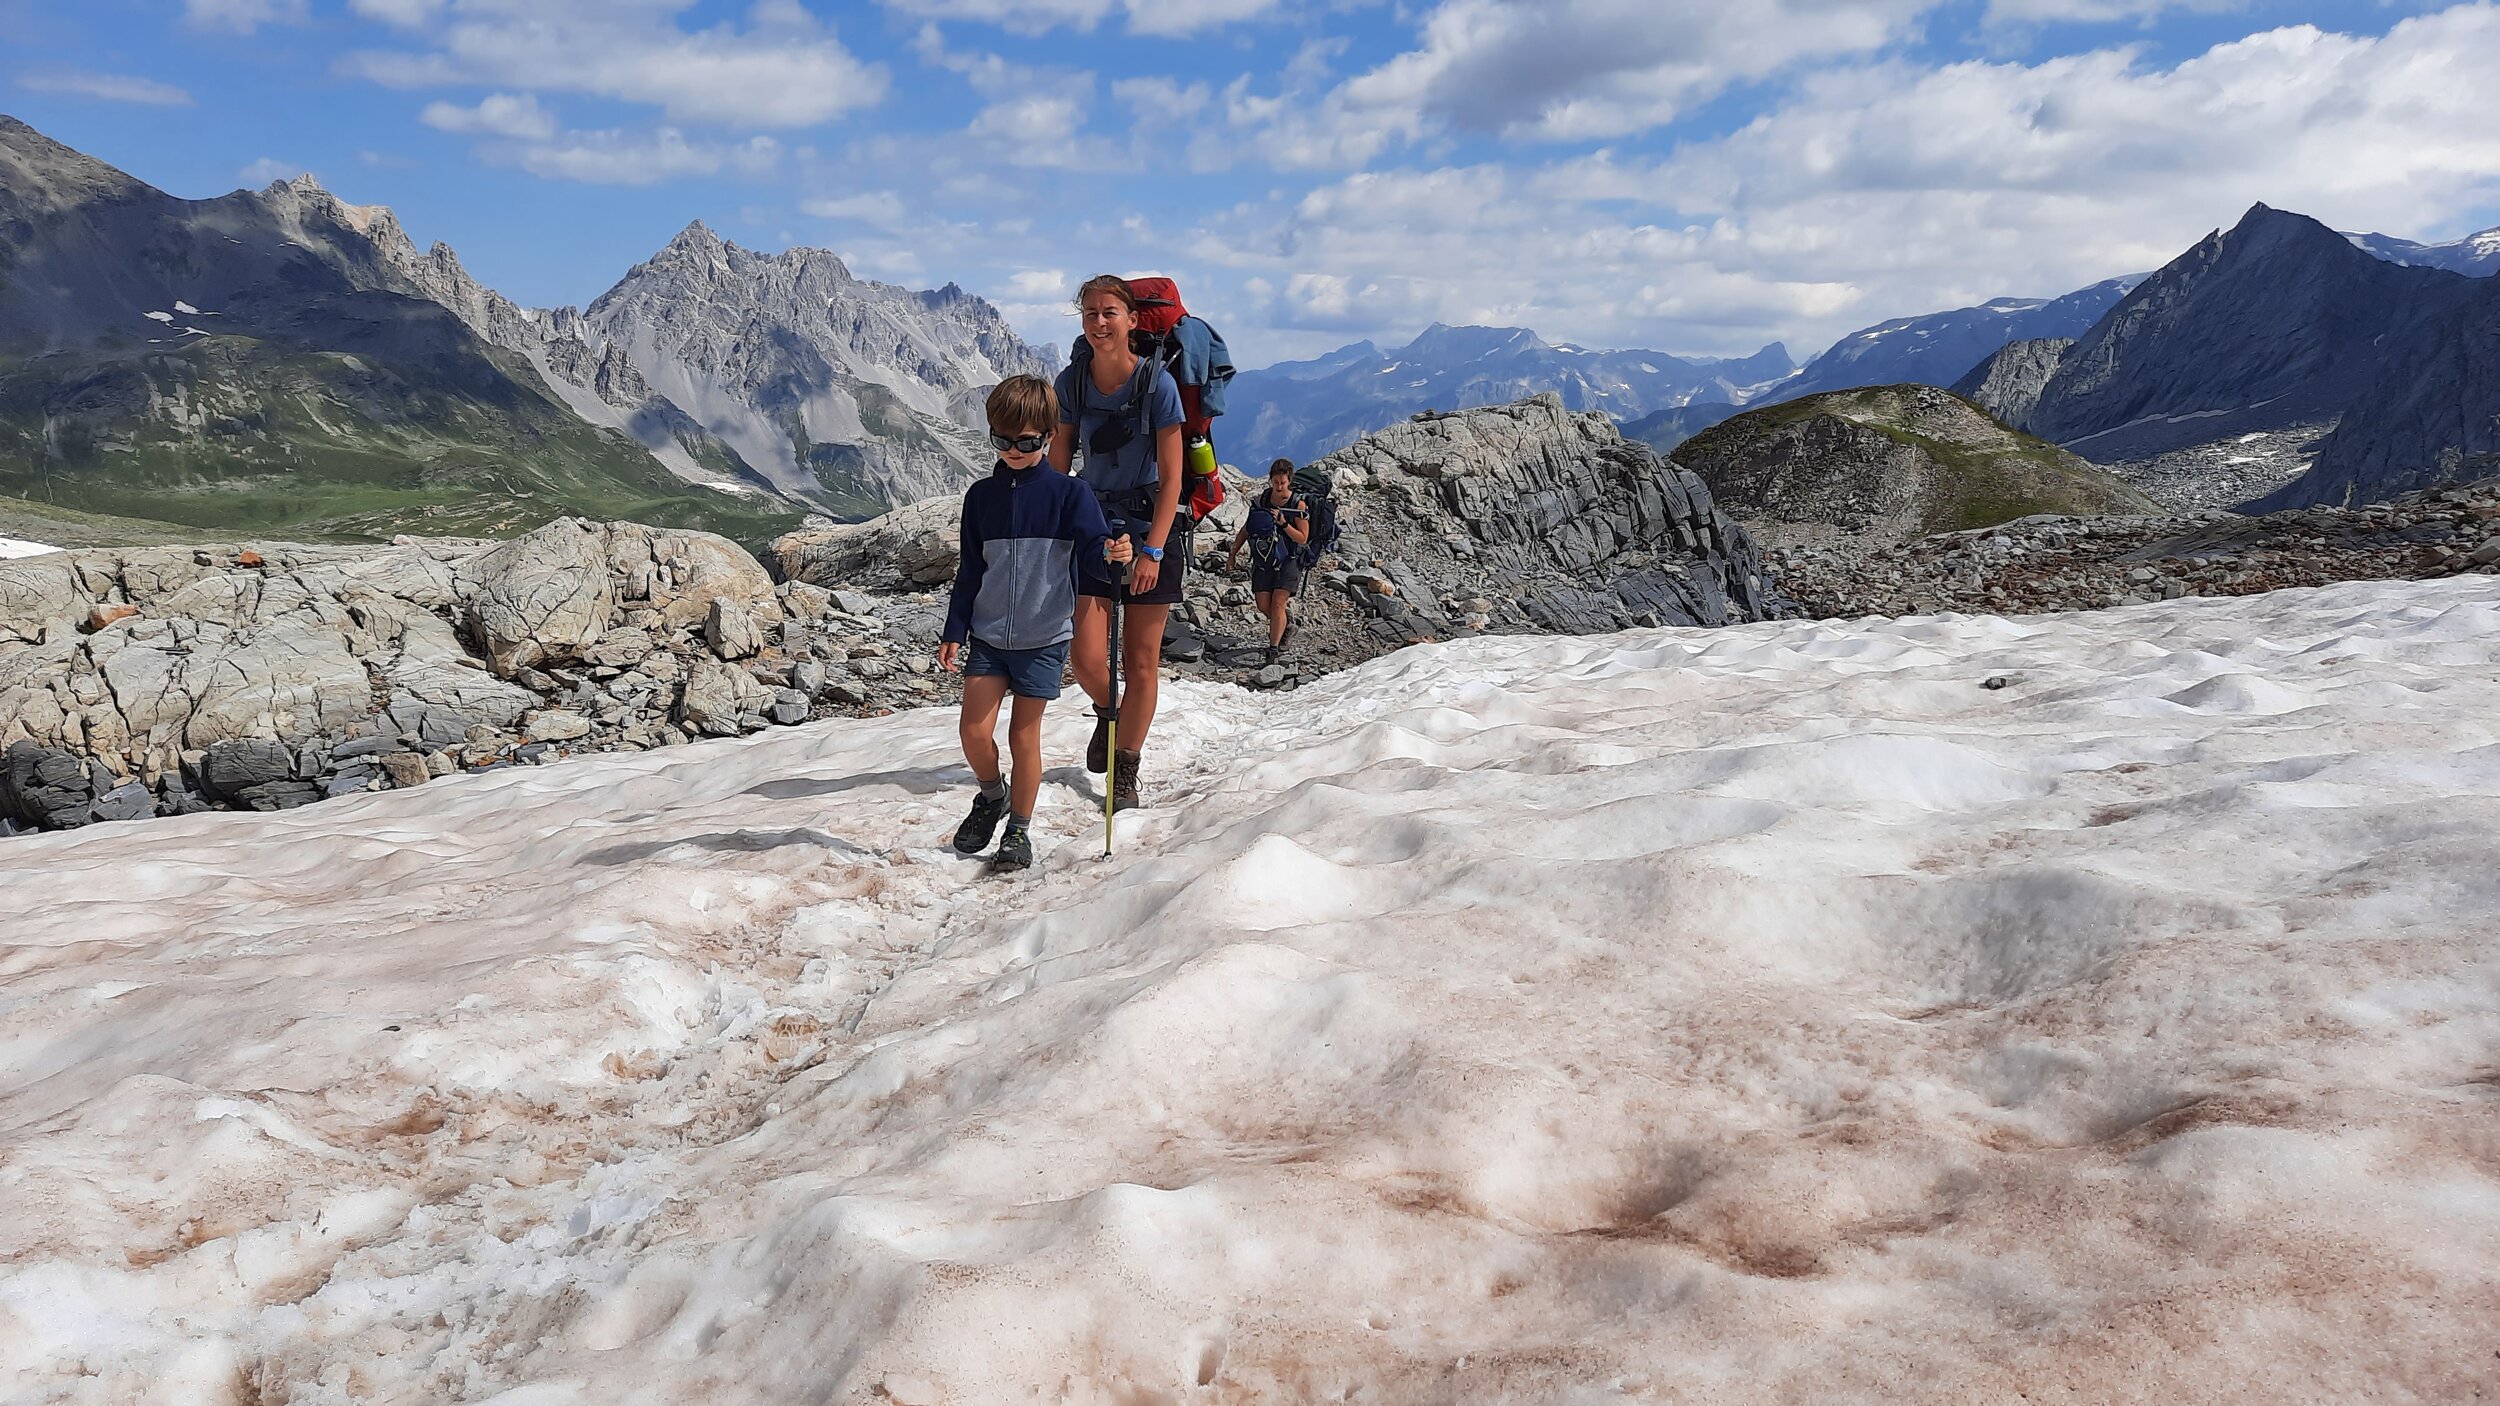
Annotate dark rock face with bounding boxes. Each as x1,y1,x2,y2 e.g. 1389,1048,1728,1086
2257,274,2500,509
1776,277,2140,405
2021,205,2477,464
1221,325,1794,468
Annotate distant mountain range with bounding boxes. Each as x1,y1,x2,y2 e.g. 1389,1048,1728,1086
1221,213,2498,472
2343,226,2500,277
1772,277,2147,405
0,114,1049,541
1221,325,1794,467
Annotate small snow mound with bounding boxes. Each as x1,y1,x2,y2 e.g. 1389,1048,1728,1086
0,536,62,559
2164,672,2311,715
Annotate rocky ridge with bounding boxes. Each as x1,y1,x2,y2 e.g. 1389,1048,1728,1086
1765,477,2500,621
0,519,952,832
1672,384,2158,553
568,224,1052,515
769,394,1782,692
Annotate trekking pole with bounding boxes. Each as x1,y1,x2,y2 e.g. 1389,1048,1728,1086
1104,555,1126,858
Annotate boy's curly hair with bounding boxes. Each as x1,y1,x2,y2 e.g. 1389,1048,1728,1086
986,374,1056,437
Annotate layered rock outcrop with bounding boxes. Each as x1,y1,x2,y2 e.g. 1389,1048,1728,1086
1311,393,1781,636
764,496,964,593
0,518,935,832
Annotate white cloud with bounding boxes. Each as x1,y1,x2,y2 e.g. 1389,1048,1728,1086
876,0,1283,36
185,0,307,33
907,27,1117,168
1984,0,2243,22
802,191,909,225
238,157,309,185
511,128,782,186
1216,0,1942,164
344,0,887,129
1178,7,2500,361
420,93,558,141
1006,269,1068,299
349,0,445,28
16,70,194,106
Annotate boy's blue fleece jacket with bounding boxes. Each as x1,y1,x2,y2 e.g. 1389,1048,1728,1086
942,462,1116,650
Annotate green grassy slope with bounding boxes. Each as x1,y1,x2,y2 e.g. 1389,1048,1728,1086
1674,384,2157,536
0,332,803,550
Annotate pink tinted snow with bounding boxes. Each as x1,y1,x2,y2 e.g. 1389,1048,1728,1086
0,576,2495,1400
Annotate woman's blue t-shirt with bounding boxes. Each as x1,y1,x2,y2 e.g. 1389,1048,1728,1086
1056,360,1184,498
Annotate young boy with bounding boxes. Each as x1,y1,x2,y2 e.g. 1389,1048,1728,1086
941,375,1132,870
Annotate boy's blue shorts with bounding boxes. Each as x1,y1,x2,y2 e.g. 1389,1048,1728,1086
963,637,1070,700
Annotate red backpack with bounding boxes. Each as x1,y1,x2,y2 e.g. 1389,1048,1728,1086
1070,276,1236,525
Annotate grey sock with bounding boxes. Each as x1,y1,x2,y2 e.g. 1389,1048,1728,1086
979,777,1006,802
1006,813,1031,832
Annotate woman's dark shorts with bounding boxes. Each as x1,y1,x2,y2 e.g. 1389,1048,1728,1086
963,637,1070,700
1250,554,1305,595
1077,537,1186,606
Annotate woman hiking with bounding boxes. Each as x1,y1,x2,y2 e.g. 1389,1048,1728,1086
1051,274,1187,812
1227,457,1312,664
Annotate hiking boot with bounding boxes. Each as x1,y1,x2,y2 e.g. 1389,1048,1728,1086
988,824,1033,872
1263,644,1280,666
952,789,1009,855
1086,703,1115,774
1110,748,1143,812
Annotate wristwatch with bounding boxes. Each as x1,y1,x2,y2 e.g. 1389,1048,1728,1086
1138,543,1165,561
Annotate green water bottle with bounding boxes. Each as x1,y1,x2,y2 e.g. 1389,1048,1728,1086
1185,433,1218,479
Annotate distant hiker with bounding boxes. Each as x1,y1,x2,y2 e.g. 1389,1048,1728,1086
1228,457,1312,662
940,375,1130,871
1052,275,1187,812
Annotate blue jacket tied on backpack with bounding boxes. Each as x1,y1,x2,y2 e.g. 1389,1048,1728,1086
943,461,1115,651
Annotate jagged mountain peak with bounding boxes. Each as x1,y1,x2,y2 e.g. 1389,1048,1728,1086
666,219,726,251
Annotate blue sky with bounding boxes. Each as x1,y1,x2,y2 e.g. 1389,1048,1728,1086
6,0,2499,369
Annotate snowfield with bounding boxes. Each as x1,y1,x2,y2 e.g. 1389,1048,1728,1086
4,578,2498,1403
0,538,60,560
